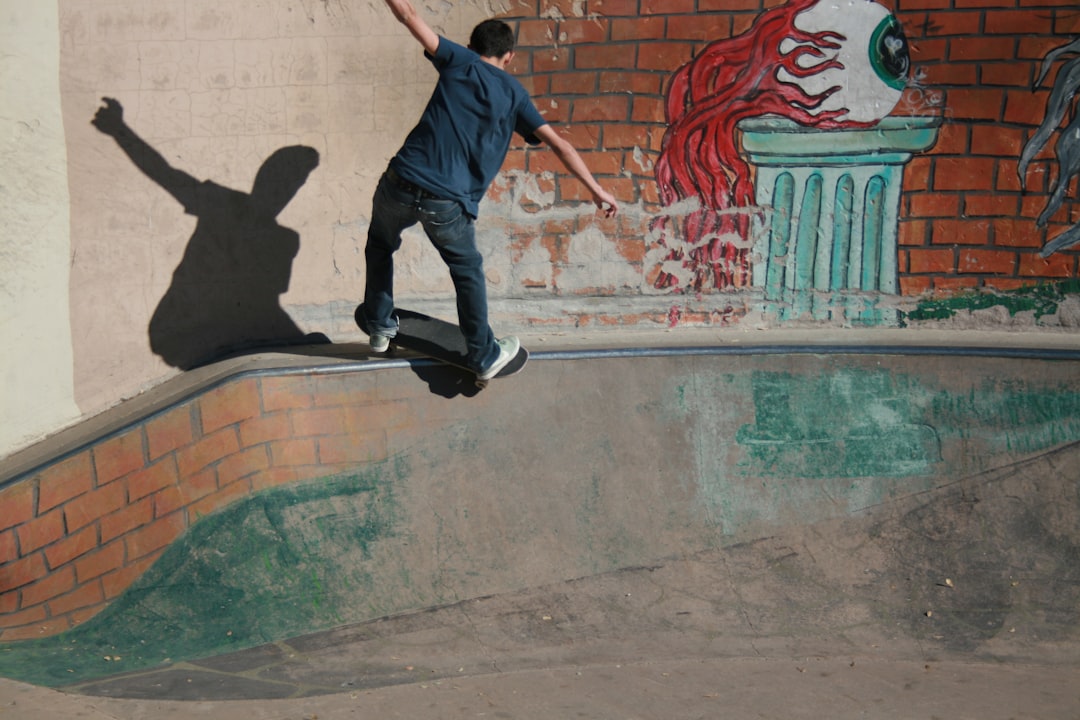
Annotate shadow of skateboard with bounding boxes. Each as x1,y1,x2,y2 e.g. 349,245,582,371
355,304,528,388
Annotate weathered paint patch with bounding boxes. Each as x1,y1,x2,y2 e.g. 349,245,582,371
674,363,1080,534
903,279,1080,323
0,460,407,688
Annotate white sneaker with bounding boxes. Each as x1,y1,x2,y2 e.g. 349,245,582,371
477,336,520,380
370,334,391,353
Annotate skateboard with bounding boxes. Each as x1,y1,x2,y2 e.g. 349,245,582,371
354,304,528,388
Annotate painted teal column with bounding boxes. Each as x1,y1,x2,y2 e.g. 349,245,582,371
741,116,940,325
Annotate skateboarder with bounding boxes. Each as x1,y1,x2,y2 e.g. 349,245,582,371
362,0,619,381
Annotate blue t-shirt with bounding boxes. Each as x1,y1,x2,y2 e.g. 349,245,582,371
390,38,547,218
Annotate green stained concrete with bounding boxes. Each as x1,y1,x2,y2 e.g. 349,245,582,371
0,461,407,688
677,363,1080,533
903,280,1080,323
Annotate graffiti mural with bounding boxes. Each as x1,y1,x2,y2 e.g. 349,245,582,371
651,0,933,324
1020,37,1080,257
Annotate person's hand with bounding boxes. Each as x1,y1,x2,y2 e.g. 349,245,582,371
594,189,618,218
91,97,125,136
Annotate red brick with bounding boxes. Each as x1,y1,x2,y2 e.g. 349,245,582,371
145,405,195,461
898,0,949,9
946,88,1005,122
291,406,347,437
250,467,301,493
571,95,630,122
1019,35,1072,62
64,482,126,532
238,413,292,447
592,0,639,14
48,580,105,617
153,486,185,518
699,0,759,9
900,276,933,296
16,507,64,557
909,192,961,218
667,15,728,41
551,72,597,95
632,96,665,123
993,218,1046,248
200,379,262,435
984,9,1053,34
636,42,694,71
533,48,571,73
36,453,93,514
101,552,160,600
74,541,125,583
0,481,36,533
926,10,981,35
921,63,978,86
128,458,179,502
100,497,154,544
959,248,1017,274
948,34,1012,60
611,17,665,42
187,480,252,522
965,194,1020,217
269,438,319,467
68,602,109,627
971,126,1024,157
909,248,956,274
934,157,997,192
574,44,637,70
94,431,145,485
558,18,608,44
176,428,240,478
598,71,662,95
932,277,980,293
0,552,46,593
0,605,48,633
1004,89,1050,125
179,468,218,506
517,19,555,47
21,566,75,606
931,219,991,245
0,587,16,614
982,63,1034,88
1020,251,1075,277
0,530,14,565
43,525,98,569
125,513,186,561
260,376,314,412
641,0,694,12
216,446,269,487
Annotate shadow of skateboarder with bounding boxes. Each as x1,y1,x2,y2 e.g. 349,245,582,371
92,97,328,369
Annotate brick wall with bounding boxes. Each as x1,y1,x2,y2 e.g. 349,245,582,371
0,371,406,641
495,0,1080,297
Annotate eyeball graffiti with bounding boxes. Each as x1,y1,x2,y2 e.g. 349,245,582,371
778,0,910,122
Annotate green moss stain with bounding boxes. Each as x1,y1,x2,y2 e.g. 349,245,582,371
736,370,940,479
679,363,1080,533
0,459,408,688
902,279,1080,323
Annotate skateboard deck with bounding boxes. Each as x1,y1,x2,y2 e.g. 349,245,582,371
355,304,528,387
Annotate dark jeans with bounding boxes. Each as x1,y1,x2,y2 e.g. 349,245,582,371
363,171,499,373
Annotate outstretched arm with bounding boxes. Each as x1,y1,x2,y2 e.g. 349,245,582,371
383,0,439,56
92,97,199,209
534,124,619,218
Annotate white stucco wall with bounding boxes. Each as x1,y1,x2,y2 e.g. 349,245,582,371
0,0,81,456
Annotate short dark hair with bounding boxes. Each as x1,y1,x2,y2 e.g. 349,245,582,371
469,19,515,58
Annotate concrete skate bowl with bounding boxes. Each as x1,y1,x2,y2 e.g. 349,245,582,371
1,343,1079,700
